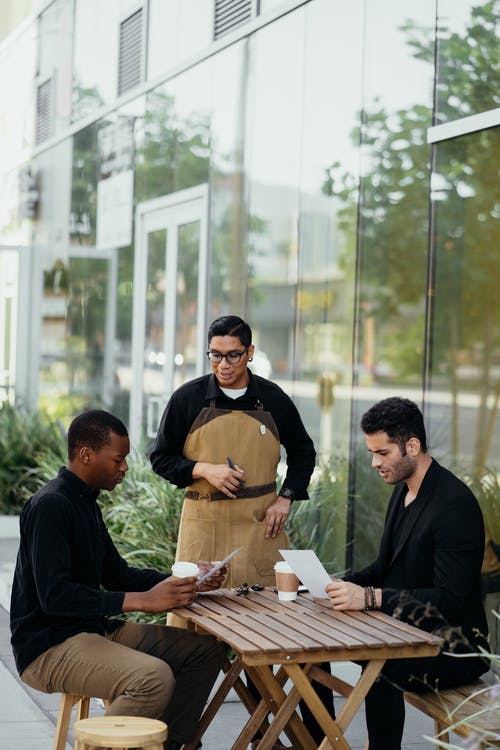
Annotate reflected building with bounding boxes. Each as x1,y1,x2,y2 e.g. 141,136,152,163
0,0,498,571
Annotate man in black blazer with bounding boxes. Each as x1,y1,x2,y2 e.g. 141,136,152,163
326,397,489,750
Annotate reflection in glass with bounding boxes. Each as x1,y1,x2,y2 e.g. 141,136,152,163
173,221,200,387
246,11,304,378
39,256,114,418
427,127,500,481
72,0,128,122
345,1,435,569
297,0,363,458
135,63,211,203
142,229,167,438
209,40,249,317
38,0,73,137
70,124,98,245
435,1,500,123
148,0,212,80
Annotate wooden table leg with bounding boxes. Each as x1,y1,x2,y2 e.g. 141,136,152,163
243,664,317,750
285,663,351,750
183,656,254,750
286,659,386,750
335,660,385,734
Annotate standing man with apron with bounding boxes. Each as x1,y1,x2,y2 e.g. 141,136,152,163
151,315,334,747
151,315,315,599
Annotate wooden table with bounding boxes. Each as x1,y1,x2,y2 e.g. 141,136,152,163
173,587,442,750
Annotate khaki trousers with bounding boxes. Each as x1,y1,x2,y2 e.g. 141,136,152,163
21,620,224,746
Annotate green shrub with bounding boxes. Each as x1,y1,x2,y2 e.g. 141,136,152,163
461,467,500,542
0,403,66,514
288,460,348,575
100,451,184,573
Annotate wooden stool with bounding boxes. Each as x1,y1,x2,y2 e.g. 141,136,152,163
53,694,91,750
53,693,110,750
73,715,168,750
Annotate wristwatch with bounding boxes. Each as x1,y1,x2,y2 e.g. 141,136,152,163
279,488,296,502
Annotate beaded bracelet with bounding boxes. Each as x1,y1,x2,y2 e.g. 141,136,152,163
364,586,376,610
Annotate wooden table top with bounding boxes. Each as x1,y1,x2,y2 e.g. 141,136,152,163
173,587,443,666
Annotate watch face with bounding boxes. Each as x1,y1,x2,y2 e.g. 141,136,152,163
281,489,295,501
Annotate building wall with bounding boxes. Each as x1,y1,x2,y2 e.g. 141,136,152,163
0,0,498,570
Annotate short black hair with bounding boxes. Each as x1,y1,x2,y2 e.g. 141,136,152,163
67,410,128,460
360,397,427,453
207,315,252,348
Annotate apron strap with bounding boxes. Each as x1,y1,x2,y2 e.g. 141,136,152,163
185,481,276,502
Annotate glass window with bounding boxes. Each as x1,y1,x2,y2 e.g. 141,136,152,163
0,21,36,166
208,39,249,318
349,0,436,569
426,125,499,538
290,0,365,571
72,0,144,122
435,1,500,123
37,0,73,138
296,0,363,457
135,62,211,203
245,11,304,379
148,0,212,80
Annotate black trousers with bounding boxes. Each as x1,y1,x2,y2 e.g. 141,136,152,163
362,652,489,750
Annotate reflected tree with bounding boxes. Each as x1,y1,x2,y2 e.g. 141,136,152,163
322,2,499,565
323,1,499,473
134,90,210,200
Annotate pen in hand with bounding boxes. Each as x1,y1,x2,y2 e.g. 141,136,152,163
226,456,246,488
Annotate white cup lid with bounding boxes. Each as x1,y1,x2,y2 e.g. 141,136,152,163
274,561,294,574
172,561,200,576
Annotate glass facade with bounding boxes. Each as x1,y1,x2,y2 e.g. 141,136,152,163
0,0,498,570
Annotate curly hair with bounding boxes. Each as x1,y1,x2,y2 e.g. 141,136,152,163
360,397,427,454
67,410,128,460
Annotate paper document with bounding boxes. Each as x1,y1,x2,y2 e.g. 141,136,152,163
279,549,332,598
197,547,241,585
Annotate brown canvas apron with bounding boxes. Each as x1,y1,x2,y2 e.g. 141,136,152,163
168,400,290,627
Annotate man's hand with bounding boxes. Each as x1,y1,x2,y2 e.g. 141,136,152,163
193,462,246,498
325,579,366,610
122,576,198,613
197,561,228,592
264,496,291,539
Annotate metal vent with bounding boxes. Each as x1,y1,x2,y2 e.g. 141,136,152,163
36,77,54,144
214,0,254,40
118,8,143,96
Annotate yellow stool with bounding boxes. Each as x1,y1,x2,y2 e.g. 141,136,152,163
73,715,168,750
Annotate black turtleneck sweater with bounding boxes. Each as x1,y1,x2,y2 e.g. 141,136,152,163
10,467,167,675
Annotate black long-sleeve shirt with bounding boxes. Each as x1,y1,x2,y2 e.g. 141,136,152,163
10,467,167,675
150,371,316,498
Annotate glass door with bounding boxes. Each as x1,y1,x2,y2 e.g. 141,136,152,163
130,185,208,444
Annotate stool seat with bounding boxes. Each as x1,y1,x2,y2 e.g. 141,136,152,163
74,715,168,750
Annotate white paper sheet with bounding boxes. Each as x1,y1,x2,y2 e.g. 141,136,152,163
279,549,332,598
196,547,241,585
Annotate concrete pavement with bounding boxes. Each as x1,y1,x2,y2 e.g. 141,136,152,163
0,515,441,749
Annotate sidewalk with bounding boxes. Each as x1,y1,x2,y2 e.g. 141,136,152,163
0,516,438,749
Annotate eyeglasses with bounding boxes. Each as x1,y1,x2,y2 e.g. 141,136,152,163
206,349,248,365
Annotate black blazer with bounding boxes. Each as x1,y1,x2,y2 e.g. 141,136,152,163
347,459,488,651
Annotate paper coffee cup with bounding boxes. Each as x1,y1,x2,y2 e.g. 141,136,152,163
274,561,299,601
172,561,200,578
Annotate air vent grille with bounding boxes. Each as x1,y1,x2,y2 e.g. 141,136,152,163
118,8,143,96
214,0,254,40
36,77,54,144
